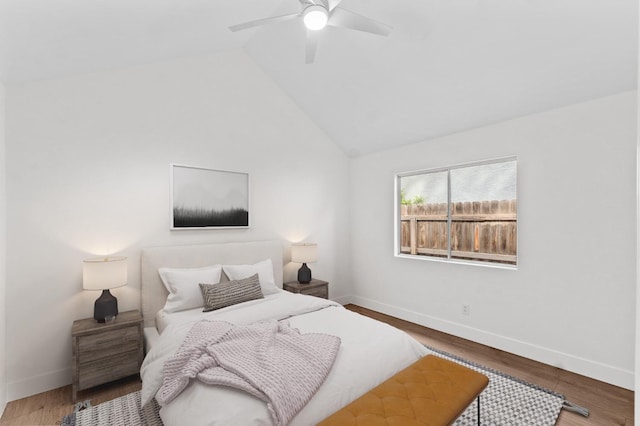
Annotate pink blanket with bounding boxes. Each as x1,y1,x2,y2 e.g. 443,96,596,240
156,319,341,426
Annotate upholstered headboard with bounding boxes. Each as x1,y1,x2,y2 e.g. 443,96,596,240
140,240,284,327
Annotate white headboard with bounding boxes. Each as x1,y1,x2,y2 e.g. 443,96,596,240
140,240,284,327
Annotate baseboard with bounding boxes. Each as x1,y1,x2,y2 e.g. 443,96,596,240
7,368,71,402
331,295,353,306
350,295,634,390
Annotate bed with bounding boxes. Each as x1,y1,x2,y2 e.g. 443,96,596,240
139,240,430,426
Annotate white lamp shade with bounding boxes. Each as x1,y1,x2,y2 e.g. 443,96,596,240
83,256,128,290
291,243,318,264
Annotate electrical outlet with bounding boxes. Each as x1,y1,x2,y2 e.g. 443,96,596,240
462,304,470,316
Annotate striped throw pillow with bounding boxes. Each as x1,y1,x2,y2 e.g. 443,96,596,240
199,273,264,312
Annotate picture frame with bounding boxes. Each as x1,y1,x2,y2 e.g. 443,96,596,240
170,164,250,230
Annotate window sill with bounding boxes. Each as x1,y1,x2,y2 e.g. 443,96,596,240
394,253,518,271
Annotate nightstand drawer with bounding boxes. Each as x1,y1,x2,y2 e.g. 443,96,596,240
303,286,328,299
78,350,140,390
283,279,329,299
78,326,140,362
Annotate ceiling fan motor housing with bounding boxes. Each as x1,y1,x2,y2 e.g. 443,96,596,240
303,5,329,30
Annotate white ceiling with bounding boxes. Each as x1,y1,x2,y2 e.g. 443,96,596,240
0,0,636,156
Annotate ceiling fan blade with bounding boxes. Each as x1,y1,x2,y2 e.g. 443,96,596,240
305,29,320,64
325,0,343,11
300,0,331,8
229,13,299,32
328,7,392,36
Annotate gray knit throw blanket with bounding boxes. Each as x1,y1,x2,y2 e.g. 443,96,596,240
156,319,341,426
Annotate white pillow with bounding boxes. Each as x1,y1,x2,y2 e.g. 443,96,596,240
159,265,222,313
223,259,279,295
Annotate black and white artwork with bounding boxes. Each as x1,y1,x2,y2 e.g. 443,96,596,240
171,164,249,229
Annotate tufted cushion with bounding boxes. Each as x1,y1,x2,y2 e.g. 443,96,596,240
318,354,489,426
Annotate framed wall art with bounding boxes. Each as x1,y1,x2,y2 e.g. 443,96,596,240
170,164,249,229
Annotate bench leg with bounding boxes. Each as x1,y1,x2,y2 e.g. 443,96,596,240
477,395,481,425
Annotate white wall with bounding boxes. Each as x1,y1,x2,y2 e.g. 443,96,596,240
4,51,350,400
0,80,7,413
3,49,635,400
350,92,637,389
634,116,640,418
635,18,640,417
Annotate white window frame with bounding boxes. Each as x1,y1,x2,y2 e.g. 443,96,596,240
394,156,517,269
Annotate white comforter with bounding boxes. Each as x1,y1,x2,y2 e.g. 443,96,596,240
141,291,429,426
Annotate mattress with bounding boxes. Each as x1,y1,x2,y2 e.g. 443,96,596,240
143,327,159,353
141,291,430,426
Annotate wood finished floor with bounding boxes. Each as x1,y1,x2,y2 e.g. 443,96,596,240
346,305,634,426
0,376,142,426
0,304,633,425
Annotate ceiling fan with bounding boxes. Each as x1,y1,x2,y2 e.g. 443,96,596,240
229,0,392,64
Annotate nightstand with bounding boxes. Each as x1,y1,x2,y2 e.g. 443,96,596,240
71,310,144,402
283,279,329,299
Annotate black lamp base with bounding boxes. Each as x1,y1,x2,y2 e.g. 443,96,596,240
94,289,118,323
297,263,312,284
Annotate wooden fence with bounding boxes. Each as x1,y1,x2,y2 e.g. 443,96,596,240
400,200,517,265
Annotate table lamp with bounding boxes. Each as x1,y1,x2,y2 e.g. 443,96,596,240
83,256,127,322
291,243,317,284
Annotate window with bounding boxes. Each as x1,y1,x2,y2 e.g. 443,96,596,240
396,157,517,267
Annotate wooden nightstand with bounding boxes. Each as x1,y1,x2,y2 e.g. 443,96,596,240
283,279,329,299
71,310,144,402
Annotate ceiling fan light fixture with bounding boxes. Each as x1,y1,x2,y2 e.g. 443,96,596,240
303,5,328,31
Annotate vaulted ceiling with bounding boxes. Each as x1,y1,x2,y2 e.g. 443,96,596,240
0,0,636,156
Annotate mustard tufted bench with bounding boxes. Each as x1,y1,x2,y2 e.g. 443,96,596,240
318,354,489,426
